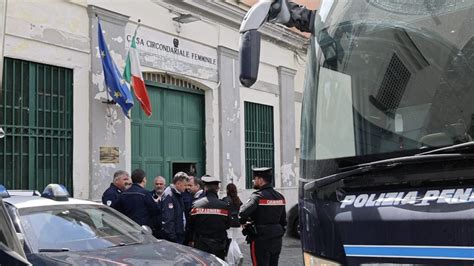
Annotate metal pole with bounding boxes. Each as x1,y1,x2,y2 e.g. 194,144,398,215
0,0,7,138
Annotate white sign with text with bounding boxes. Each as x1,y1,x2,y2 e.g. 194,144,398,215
125,24,218,82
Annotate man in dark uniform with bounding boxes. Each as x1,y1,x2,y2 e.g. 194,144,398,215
101,170,131,209
159,171,189,244
115,169,158,230
182,174,194,221
190,175,205,201
150,175,166,202
186,176,230,260
239,167,287,266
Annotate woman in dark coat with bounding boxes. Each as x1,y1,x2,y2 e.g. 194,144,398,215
222,183,242,228
222,183,244,264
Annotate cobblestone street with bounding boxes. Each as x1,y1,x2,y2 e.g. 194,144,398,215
238,236,304,266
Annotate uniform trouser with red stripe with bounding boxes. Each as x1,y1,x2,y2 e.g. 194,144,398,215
250,237,283,266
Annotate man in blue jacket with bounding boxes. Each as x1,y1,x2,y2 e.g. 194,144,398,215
101,170,131,209
115,169,158,229
159,171,189,244
190,175,206,201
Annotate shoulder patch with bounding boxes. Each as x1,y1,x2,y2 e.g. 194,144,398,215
259,199,286,206
106,200,112,206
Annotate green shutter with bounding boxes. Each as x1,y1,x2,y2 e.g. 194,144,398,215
0,58,73,193
245,101,274,189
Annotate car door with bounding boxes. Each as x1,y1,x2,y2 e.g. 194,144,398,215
0,198,30,265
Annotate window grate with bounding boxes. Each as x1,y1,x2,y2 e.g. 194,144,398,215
375,54,411,112
143,72,204,92
0,58,73,193
245,102,274,188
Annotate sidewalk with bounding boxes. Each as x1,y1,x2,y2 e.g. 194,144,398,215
237,236,304,266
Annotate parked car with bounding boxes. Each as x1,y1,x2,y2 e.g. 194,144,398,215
1,184,226,265
0,187,30,266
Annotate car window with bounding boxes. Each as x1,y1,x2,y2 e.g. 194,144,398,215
0,205,11,246
18,205,144,253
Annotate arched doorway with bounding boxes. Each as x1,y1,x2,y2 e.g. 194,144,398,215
131,72,205,188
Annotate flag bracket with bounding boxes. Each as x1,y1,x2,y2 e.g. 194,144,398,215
101,99,116,105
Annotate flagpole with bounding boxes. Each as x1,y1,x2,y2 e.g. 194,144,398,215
126,18,141,119
128,19,141,120
96,14,115,108
134,19,141,36
123,18,142,120
96,14,134,119
96,13,115,122
130,19,141,46
124,18,151,117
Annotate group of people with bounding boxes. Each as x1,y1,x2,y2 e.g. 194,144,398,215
101,167,287,266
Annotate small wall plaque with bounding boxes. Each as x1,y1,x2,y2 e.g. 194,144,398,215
100,146,119,164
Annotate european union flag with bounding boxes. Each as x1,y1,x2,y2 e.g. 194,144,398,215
97,20,134,118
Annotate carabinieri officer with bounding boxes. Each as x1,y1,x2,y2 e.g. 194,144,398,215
239,167,287,266
186,175,230,259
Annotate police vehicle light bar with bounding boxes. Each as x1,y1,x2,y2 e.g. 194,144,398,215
0,185,10,198
8,190,41,196
41,184,69,201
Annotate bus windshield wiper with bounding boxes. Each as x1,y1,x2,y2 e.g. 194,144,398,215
38,248,70,252
418,141,474,155
304,152,474,192
108,241,142,248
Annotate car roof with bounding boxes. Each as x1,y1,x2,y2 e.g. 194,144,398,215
3,195,102,209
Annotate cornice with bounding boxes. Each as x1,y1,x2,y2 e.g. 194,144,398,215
157,0,308,52
87,5,129,26
218,46,239,59
278,66,297,77
251,80,279,95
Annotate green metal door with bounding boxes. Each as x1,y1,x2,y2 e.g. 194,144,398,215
131,80,205,189
0,58,73,192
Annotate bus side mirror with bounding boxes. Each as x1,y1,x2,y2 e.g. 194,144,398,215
239,29,261,88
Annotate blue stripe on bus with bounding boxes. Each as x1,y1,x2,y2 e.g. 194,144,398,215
344,245,474,260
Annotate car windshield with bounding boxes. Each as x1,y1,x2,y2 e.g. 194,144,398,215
18,204,144,253
301,0,474,173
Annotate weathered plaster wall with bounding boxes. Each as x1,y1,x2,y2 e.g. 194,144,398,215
293,51,308,182
4,0,308,206
87,6,130,201
279,67,297,187
89,1,222,179
89,0,220,51
239,87,281,187
4,0,91,198
217,46,241,187
86,2,305,196
237,86,301,207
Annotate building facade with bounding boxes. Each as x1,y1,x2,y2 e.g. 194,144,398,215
0,0,311,209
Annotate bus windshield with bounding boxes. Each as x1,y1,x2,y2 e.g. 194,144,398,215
301,0,474,177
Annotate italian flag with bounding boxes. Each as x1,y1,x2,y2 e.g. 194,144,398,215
124,26,152,117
